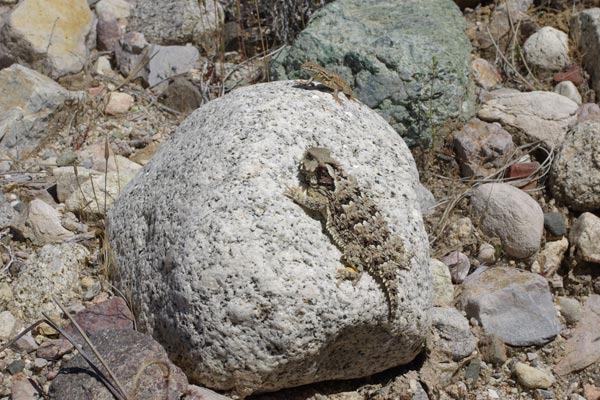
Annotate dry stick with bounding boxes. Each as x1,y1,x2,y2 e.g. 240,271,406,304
0,318,125,400
505,10,543,89
52,296,129,400
219,46,285,96
0,230,15,274
486,26,536,91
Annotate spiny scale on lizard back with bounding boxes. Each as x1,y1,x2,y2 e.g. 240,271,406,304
284,147,412,321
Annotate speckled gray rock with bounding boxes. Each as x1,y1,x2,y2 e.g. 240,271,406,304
523,27,570,71
430,307,477,361
430,259,454,307
470,183,543,259
270,0,474,146
11,243,89,322
571,8,600,95
127,0,222,53
461,266,561,346
49,328,188,400
108,80,431,397
478,90,578,149
0,64,83,158
550,121,600,211
569,212,600,264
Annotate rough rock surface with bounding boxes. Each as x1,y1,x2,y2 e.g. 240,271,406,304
477,90,578,148
11,243,89,322
569,213,600,263
127,0,223,53
27,199,74,244
550,121,600,211
461,266,561,346
523,26,570,71
0,64,83,157
0,0,94,78
108,80,431,397
270,0,474,146
470,183,543,258
430,259,454,307
430,307,477,361
48,328,189,399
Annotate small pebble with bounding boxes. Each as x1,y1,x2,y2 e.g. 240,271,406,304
514,362,555,389
7,359,25,375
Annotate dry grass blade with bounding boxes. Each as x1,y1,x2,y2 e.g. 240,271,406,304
486,26,536,91
52,296,129,400
0,229,15,274
0,317,125,400
129,359,171,400
430,141,553,244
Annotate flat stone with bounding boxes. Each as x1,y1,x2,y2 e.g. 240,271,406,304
185,385,234,400
470,183,543,258
49,329,188,399
13,332,38,353
461,266,561,346
550,121,600,211
28,199,74,244
10,372,38,399
36,338,73,361
569,212,600,264
0,64,82,157
7,359,25,375
108,80,431,397
523,26,570,71
0,0,93,78
531,237,568,277
478,90,578,149
471,58,502,90
95,0,131,20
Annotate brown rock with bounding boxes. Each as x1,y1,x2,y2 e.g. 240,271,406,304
49,328,188,399
555,295,600,375
479,334,507,366
11,372,39,400
553,65,585,86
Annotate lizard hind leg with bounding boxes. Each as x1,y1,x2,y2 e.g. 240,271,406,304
336,266,361,286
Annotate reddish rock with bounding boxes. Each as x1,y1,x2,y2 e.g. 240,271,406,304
88,87,107,97
62,297,134,345
105,92,134,115
36,338,74,361
584,383,600,400
506,162,540,189
49,328,188,399
11,372,38,400
553,65,585,86
555,295,600,375
471,58,502,90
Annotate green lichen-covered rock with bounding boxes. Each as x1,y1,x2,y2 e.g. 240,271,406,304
271,0,475,146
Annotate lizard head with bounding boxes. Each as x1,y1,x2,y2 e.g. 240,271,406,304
299,147,341,190
301,61,321,74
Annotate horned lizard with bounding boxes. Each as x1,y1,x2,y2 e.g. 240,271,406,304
285,147,412,320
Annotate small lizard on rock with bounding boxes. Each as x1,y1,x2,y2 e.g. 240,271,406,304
285,147,412,321
297,61,356,104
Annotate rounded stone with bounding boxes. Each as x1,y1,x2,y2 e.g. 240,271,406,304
108,80,432,397
523,26,570,71
470,183,543,258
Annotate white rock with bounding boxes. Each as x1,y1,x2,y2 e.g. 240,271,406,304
94,56,117,78
554,81,582,105
108,80,431,397
0,310,16,339
523,26,570,71
478,90,578,149
53,166,101,204
440,251,470,283
430,259,454,307
570,212,600,263
514,362,555,389
12,243,89,322
477,243,496,264
531,237,568,276
470,183,543,258
105,92,135,115
28,199,74,244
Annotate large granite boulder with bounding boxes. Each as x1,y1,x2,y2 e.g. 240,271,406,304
108,80,432,397
270,0,474,146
